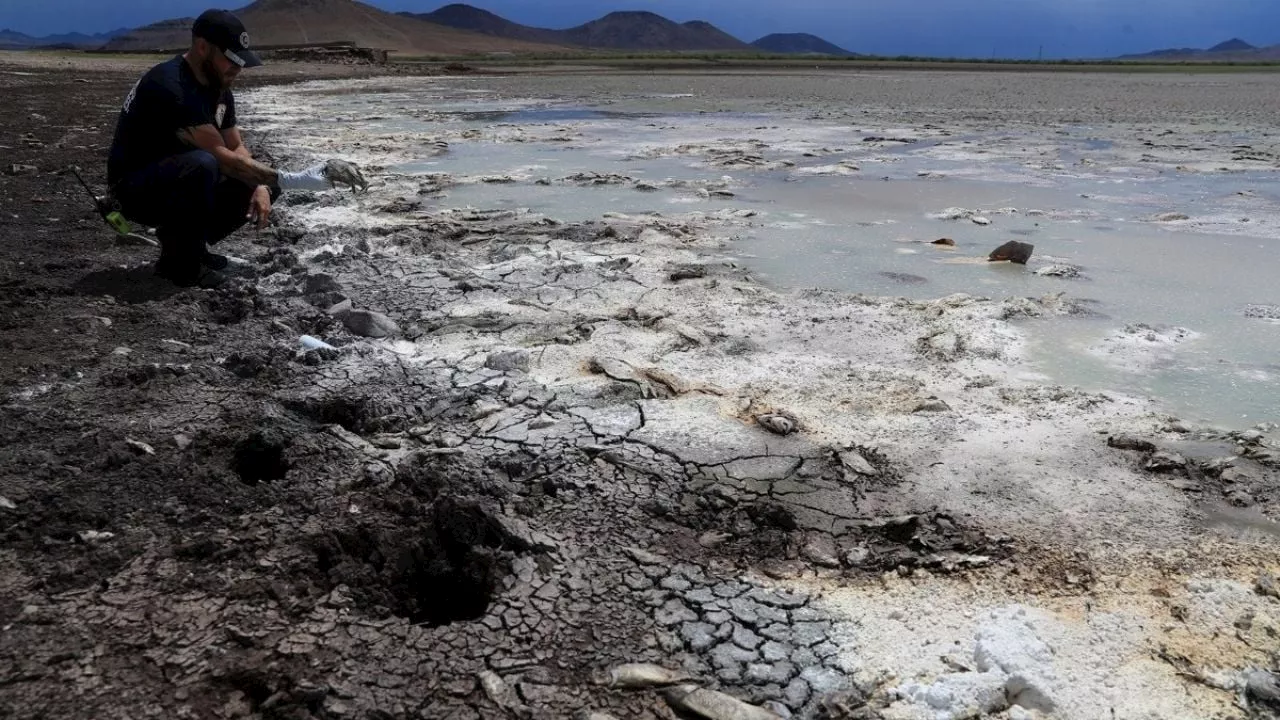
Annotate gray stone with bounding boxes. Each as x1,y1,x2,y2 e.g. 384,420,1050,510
813,641,841,659
1108,435,1157,453
304,272,343,295
710,643,760,670
341,309,400,338
755,604,789,624
747,588,810,609
790,647,818,667
762,641,792,663
747,662,798,686
705,610,733,625
801,537,842,568
760,624,792,643
485,349,531,373
1257,572,1280,599
733,624,764,650
660,575,693,592
793,622,832,648
656,599,698,627
799,666,847,696
715,623,735,641
681,622,718,652
728,598,761,625
790,606,824,623
713,581,750,599
1146,451,1187,473
912,397,952,413
783,678,811,708
684,587,718,605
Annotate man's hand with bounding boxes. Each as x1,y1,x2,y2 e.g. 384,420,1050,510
247,185,272,230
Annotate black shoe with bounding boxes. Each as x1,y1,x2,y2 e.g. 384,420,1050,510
203,251,230,270
156,260,226,289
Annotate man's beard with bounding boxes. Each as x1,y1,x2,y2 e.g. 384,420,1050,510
201,53,230,91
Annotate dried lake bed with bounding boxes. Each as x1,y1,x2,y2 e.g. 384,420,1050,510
199,70,1280,718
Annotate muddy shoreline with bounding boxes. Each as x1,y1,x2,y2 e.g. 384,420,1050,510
2,55,1279,720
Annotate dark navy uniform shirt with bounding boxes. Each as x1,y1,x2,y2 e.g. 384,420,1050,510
107,55,236,185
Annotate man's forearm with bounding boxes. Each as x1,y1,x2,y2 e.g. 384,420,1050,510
213,147,279,187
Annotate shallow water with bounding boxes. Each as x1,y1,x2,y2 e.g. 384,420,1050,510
287,81,1280,427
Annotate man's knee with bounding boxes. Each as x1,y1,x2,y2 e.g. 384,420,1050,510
176,150,220,185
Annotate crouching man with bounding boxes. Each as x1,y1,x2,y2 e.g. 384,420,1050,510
106,8,366,288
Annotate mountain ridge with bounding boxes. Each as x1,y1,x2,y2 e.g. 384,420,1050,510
751,33,857,56
98,0,568,55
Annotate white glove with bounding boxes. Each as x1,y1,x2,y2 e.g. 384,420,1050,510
277,164,332,192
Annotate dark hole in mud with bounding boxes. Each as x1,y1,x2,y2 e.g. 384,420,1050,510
311,498,514,626
233,431,291,485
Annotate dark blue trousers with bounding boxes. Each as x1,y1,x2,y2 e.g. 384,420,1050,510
114,150,279,281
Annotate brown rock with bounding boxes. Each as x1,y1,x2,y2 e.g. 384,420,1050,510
988,241,1035,265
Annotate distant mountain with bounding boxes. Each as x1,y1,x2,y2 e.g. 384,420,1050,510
0,27,127,50
751,33,856,56
99,0,567,55
412,5,751,52
560,11,750,51
1208,38,1255,52
1120,37,1270,60
406,3,563,45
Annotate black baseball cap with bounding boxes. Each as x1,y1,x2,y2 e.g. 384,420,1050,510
192,9,262,68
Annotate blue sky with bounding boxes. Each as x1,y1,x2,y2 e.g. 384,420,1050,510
4,0,1277,58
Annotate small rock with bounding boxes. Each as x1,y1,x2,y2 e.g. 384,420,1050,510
1153,212,1190,222
801,538,842,569
1145,451,1187,473
971,216,992,226
670,266,708,282
341,309,399,338
1108,435,1157,453
173,434,193,450
1220,467,1253,484
303,273,343,295
1255,573,1280,599
912,398,951,413
485,349,531,373
77,530,115,544
1034,264,1081,278
1246,670,1280,709
988,241,1034,265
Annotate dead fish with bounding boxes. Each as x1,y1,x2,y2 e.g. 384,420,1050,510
756,413,796,436
323,159,369,193
837,449,879,477
641,367,725,397
602,663,691,689
125,438,156,455
477,670,523,712
663,685,784,720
